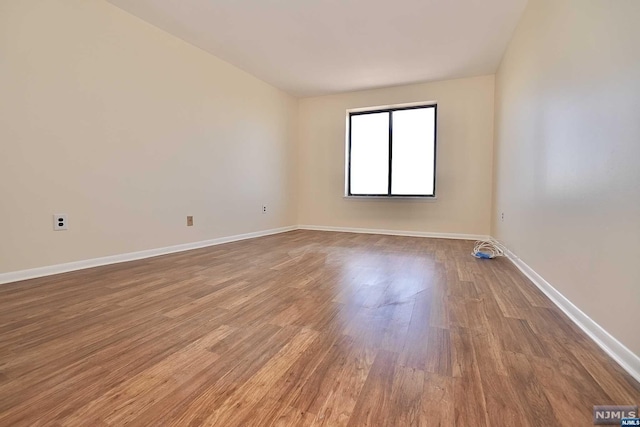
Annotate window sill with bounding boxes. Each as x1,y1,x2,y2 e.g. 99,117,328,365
343,195,437,202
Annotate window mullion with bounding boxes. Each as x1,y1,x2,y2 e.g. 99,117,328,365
388,111,393,196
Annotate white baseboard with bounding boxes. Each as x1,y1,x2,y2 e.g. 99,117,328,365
298,225,489,241
0,225,482,285
493,238,640,384
0,226,297,285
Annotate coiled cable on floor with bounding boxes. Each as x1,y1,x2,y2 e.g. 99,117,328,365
471,240,505,259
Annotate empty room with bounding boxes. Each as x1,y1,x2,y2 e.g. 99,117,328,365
1,0,639,425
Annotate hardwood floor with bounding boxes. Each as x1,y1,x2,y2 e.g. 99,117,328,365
0,230,638,426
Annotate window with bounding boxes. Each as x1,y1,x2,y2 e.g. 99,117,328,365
347,104,437,197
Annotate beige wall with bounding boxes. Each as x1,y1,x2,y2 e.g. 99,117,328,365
297,76,495,235
492,0,640,355
0,0,298,274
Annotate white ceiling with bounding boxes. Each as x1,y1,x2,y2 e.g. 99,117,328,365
106,0,528,97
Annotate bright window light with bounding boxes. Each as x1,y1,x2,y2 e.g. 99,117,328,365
347,105,437,197
350,112,389,195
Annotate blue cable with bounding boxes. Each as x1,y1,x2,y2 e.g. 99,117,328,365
474,252,492,259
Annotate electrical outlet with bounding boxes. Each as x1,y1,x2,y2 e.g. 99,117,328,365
262,205,267,214
500,212,505,221
187,216,194,226
53,214,68,231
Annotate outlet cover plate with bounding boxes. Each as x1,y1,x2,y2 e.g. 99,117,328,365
53,214,68,231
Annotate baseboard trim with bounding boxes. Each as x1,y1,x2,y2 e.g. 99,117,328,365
493,238,640,384
0,225,483,285
0,226,297,285
298,225,489,241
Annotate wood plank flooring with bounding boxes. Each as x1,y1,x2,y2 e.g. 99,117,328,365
0,230,638,426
